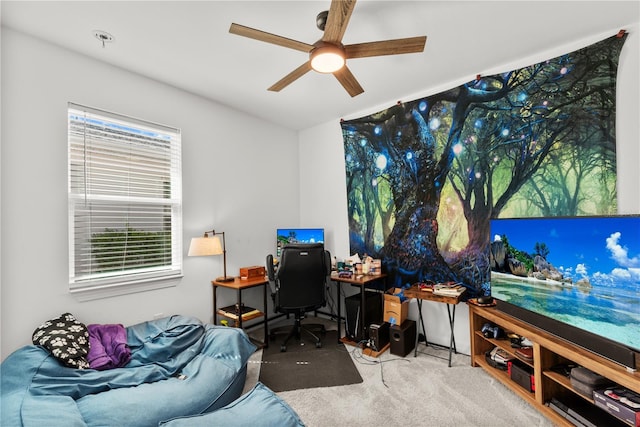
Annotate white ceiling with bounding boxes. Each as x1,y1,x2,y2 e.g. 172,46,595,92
2,1,638,130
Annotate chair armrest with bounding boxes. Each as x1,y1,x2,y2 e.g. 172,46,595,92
266,254,276,281
324,250,332,276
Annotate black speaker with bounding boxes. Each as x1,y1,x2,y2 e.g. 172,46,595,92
369,322,390,351
390,319,416,357
345,291,382,341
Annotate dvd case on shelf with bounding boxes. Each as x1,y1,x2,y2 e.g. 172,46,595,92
218,304,262,321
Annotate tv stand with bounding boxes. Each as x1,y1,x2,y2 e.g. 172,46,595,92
469,304,640,426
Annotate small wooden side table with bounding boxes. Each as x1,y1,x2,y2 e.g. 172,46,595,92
404,284,466,366
212,276,269,348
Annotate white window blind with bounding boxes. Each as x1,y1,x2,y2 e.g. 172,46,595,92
68,103,182,296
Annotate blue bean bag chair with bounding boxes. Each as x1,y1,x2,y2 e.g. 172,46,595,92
1,315,257,427
159,382,304,427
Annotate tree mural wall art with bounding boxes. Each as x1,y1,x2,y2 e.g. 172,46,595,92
340,33,627,295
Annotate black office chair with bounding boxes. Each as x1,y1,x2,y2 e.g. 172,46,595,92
266,243,331,352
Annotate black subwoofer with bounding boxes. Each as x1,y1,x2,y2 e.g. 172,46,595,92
390,319,416,357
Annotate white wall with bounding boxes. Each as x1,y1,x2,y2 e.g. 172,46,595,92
0,28,299,358
2,3,638,360
299,18,640,355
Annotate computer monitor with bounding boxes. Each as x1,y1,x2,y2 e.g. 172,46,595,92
276,228,325,257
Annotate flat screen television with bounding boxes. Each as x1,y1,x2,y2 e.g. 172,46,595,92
276,228,325,257
490,215,640,370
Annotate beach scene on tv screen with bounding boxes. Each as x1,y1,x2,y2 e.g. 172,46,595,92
490,216,640,351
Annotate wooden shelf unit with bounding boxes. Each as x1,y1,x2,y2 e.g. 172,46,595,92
212,276,270,348
469,304,640,426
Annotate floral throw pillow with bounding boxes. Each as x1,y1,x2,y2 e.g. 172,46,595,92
32,313,90,369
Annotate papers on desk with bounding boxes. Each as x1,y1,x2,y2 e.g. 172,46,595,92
417,282,435,291
433,282,465,296
416,281,465,296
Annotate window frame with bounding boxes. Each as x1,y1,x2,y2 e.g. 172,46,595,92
68,103,183,300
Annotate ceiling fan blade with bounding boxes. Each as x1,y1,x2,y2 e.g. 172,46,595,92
333,66,364,97
268,62,313,92
229,23,314,53
345,36,427,59
322,0,357,44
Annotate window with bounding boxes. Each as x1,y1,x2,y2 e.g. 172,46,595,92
68,103,182,299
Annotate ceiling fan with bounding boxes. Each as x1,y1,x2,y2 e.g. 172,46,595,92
229,0,427,97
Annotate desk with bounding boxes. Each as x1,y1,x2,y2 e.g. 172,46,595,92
330,273,387,344
212,276,269,348
404,284,465,367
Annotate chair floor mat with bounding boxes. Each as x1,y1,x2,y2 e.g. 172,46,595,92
258,330,363,392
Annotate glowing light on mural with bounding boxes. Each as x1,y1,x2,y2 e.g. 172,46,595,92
406,151,413,160
453,143,463,155
419,101,427,112
501,129,510,137
360,138,367,147
371,178,378,187
474,119,483,128
429,117,441,130
346,154,352,162
375,154,387,170
475,172,482,179
560,67,568,75
518,92,527,102
374,126,382,135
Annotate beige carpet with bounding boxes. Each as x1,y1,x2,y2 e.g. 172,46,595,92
243,318,553,427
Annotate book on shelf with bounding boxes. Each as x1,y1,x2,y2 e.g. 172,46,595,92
218,304,262,320
490,346,514,364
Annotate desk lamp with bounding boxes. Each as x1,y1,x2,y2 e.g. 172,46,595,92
188,230,234,282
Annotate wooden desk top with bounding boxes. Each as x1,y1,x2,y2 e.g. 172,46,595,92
212,276,269,289
330,272,387,285
403,283,465,305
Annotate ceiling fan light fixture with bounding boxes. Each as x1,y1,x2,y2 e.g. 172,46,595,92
310,44,345,73
229,0,426,95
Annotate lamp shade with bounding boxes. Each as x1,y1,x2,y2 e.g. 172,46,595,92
188,236,223,256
